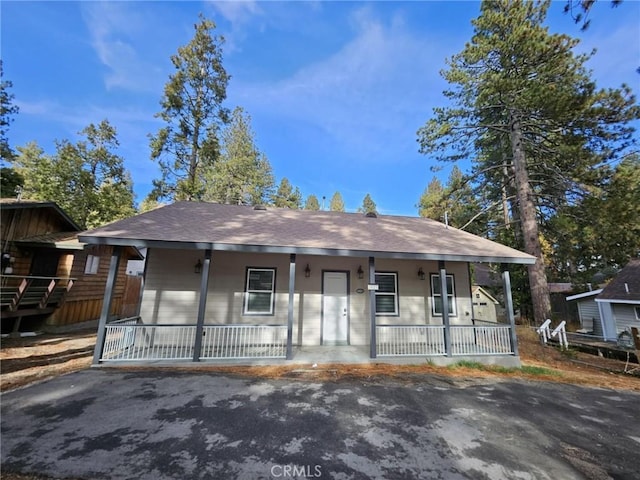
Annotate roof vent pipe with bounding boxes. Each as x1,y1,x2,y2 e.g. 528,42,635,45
365,212,377,218
625,283,630,294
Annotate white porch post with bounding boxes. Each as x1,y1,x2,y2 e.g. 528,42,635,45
193,249,212,362
440,266,452,357
92,246,122,365
369,256,377,359
502,270,519,356
286,254,296,360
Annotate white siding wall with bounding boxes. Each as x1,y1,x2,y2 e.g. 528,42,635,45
577,299,600,331
612,304,640,334
140,249,476,346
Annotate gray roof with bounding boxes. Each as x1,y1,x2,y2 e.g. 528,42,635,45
596,259,640,303
79,202,536,264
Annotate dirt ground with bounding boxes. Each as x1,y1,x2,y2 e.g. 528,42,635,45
1,326,638,393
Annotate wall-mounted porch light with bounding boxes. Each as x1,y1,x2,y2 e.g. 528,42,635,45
194,259,202,274
417,267,426,280
357,265,364,279
304,264,311,278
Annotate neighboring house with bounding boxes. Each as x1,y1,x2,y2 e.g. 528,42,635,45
595,259,640,341
81,202,535,366
1,200,142,333
471,286,500,323
565,289,603,334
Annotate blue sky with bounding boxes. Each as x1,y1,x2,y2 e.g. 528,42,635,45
2,1,639,216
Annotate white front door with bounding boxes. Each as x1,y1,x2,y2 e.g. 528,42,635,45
322,271,349,345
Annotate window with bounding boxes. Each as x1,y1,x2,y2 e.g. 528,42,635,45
431,274,457,316
635,306,640,321
84,255,100,275
244,268,276,315
375,272,398,316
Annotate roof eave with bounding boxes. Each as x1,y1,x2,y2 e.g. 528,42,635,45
78,236,536,265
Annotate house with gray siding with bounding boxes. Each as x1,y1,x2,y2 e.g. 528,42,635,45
566,289,603,334
595,259,640,341
79,202,535,366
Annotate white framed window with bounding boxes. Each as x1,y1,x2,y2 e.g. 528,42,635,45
635,306,640,321
84,255,100,275
244,268,276,315
375,272,398,316
431,274,457,316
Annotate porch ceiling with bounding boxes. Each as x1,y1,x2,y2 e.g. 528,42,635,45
79,202,535,265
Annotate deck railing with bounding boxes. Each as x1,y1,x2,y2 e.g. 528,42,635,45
201,325,287,359
376,324,514,357
450,325,513,355
376,325,446,356
1,275,75,313
100,321,287,361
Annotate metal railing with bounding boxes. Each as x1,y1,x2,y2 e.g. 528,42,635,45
376,325,446,356
376,324,514,357
450,325,513,355
201,325,287,359
101,322,287,361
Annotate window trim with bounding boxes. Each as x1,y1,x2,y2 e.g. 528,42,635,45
635,306,640,321
243,267,276,316
84,254,100,275
430,273,457,317
374,272,399,317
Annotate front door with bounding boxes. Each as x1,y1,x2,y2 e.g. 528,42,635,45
322,271,349,345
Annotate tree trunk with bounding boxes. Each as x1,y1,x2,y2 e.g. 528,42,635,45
509,112,551,324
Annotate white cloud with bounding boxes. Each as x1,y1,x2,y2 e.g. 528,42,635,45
209,0,263,25
81,2,164,92
230,6,447,163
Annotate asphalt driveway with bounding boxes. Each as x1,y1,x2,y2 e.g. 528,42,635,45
1,370,639,480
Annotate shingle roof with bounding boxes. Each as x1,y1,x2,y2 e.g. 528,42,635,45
80,202,535,264
597,259,640,303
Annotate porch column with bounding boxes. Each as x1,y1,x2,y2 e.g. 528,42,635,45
440,265,452,357
502,270,519,356
193,249,212,362
286,254,296,360
369,256,377,359
92,246,122,365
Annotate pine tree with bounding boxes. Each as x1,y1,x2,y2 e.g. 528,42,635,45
329,192,345,212
0,61,19,162
304,194,320,211
148,15,230,202
417,0,639,323
204,107,274,205
271,178,302,209
358,193,377,215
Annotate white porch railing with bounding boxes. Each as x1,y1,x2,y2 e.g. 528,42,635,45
100,322,287,361
450,325,514,355
376,324,514,357
200,325,287,359
376,325,446,356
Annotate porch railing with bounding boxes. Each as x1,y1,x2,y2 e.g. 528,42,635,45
100,321,287,361
377,324,514,357
450,325,513,355
376,325,446,356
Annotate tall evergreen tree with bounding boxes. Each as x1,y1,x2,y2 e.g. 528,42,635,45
329,192,345,212
358,193,377,215
304,194,320,211
14,121,136,228
0,167,23,198
204,107,274,205
417,0,639,323
271,178,302,209
148,15,230,202
0,61,19,162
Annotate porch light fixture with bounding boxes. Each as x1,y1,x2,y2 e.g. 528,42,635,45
417,267,426,280
357,265,364,279
194,259,202,274
304,264,311,278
